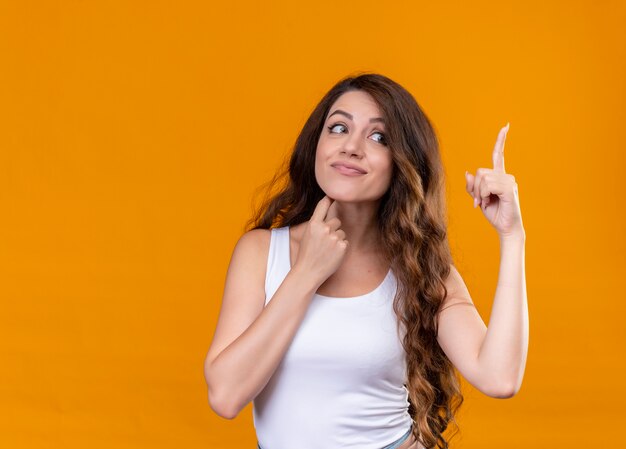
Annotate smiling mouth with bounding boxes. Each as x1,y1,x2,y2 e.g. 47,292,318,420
332,165,366,176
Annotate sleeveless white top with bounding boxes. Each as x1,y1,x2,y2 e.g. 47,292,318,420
252,226,413,449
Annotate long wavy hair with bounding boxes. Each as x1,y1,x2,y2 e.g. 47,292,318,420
244,72,463,448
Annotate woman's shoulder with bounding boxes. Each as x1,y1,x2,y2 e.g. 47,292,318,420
239,228,271,249
239,223,302,251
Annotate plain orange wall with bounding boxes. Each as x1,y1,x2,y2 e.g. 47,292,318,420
1,1,624,448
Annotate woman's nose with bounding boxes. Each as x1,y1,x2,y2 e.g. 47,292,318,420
341,132,365,157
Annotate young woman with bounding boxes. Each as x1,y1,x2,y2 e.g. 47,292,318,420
204,73,528,449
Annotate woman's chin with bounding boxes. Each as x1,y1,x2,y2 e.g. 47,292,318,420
320,186,376,203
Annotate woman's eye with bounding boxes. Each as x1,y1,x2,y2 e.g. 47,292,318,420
371,132,387,145
327,124,346,134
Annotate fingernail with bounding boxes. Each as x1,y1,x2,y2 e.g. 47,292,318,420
473,197,478,208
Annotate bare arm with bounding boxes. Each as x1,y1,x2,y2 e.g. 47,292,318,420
205,196,346,419
207,267,319,419
476,232,528,395
438,124,528,398
436,231,528,398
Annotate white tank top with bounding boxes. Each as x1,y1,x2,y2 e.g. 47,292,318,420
253,226,413,449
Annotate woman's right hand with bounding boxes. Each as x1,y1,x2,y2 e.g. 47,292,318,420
292,195,348,286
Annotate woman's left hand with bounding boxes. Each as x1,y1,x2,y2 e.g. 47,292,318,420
465,123,525,238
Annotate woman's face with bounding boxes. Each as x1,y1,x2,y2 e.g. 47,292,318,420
315,90,394,203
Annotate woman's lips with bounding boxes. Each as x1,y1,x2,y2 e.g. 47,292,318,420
332,165,366,176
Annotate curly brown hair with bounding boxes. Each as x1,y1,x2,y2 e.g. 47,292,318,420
244,72,463,448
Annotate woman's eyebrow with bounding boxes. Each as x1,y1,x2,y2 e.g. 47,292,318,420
328,109,385,124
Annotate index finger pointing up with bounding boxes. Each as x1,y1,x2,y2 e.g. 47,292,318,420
492,122,509,172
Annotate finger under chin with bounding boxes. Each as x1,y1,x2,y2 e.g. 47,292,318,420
326,200,339,221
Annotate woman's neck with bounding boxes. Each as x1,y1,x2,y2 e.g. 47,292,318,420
330,200,382,253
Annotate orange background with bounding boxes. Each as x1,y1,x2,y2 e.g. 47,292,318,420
1,1,624,448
